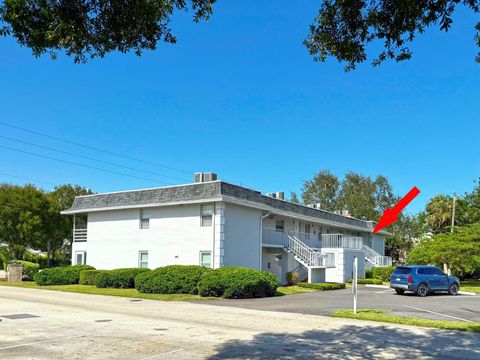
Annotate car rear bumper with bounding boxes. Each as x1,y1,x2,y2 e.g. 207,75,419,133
390,283,415,291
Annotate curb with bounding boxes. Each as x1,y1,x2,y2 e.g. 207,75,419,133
365,284,390,289
459,291,476,296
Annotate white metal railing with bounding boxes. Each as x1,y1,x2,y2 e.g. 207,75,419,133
321,234,363,249
286,234,335,268
73,228,87,242
362,244,392,266
262,228,286,246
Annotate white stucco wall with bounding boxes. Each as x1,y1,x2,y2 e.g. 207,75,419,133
72,204,215,270
223,203,262,270
324,248,365,283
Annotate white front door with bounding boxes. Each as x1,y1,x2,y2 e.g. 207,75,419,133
262,250,284,283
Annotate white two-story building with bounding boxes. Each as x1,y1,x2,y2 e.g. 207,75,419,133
62,172,391,284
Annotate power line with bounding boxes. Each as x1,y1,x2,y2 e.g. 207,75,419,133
0,135,190,182
0,172,57,187
0,145,171,185
0,121,193,175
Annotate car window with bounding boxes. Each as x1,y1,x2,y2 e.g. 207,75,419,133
431,268,445,276
417,268,435,275
394,267,411,274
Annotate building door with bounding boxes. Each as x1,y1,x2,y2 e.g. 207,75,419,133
262,250,284,283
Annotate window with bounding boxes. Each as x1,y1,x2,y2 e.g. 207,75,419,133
275,220,285,232
200,251,212,268
138,251,149,268
394,267,412,275
140,209,150,229
432,268,445,276
75,251,86,265
201,204,214,227
417,267,435,275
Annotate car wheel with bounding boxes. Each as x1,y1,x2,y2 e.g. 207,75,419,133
448,283,459,296
417,283,429,297
395,289,405,295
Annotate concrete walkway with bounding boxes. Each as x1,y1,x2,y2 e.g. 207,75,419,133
0,286,480,359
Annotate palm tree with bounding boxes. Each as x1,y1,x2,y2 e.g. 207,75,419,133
425,195,453,233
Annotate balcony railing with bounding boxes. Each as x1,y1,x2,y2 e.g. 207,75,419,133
73,228,87,242
320,234,363,250
262,228,363,250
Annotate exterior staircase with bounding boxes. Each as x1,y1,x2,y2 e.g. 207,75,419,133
362,244,392,268
284,233,335,268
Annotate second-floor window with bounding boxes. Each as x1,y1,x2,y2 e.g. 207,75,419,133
140,209,150,229
275,220,285,232
201,204,214,227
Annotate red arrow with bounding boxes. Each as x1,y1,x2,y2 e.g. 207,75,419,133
372,186,421,234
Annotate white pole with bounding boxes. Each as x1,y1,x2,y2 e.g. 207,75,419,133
352,256,358,314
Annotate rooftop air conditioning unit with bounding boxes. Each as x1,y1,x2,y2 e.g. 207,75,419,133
276,192,285,200
194,172,204,183
266,192,276,198
203,172,218,182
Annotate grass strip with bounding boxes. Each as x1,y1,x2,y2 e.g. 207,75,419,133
331,309,480,333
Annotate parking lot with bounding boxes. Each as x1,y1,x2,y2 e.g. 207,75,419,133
201,285,480,322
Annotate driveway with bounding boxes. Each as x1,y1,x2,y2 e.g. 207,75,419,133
1,286,480,359
200,286,480,323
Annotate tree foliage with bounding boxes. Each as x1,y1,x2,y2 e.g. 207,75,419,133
408,223,480,279
3,1,478,66
0,183,92,266
0,0,216,62
305,0,480,71
301,170,339,211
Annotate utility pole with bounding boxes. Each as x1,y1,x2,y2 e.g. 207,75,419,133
451,193,456,232
444,193,457,276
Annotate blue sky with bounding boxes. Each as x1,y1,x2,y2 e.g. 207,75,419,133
0,1,479,215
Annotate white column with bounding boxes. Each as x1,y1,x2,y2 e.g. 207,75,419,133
213,203,225,268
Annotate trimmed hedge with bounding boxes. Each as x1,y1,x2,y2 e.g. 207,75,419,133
286,271,299,286
135,265,210,294
34,265,95,285
10,260,40,280
347,278,383,285
95,268,150,288
197,267,279,299
365,268,374,279
298,282,346,291
372,266,396,282
80,270,106,285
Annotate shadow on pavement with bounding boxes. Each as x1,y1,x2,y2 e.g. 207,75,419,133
206,324,480,359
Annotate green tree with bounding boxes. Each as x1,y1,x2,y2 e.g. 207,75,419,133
408,223,480,279
41,184,93,266
305,1,480,71
464,179,480,223
336,172,378,220
386,213,425,263
0,0,216,62
301,170,339,211
0,184,49,259
289,192,300,204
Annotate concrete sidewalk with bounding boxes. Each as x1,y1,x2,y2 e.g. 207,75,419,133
1,286,480,359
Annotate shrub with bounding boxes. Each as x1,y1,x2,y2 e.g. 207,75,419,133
298,282,346,291
372,266,396,282
286,271,299,286
347,278,383,285
80,270,106,285
365,268,374,279
10,260,40,280
197,267,279,299
34,265,95,285
135,265,210,294
95,268,150,288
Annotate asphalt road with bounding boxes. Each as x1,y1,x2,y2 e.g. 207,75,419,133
1,286,480,359
200,286,480,322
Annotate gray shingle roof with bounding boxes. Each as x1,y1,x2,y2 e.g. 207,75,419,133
63,181,382,233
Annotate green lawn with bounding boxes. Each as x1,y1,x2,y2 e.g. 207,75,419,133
0,282,215,301
331,309,480,333
0,282,314,300
461,280,480,294
275,285,317,296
